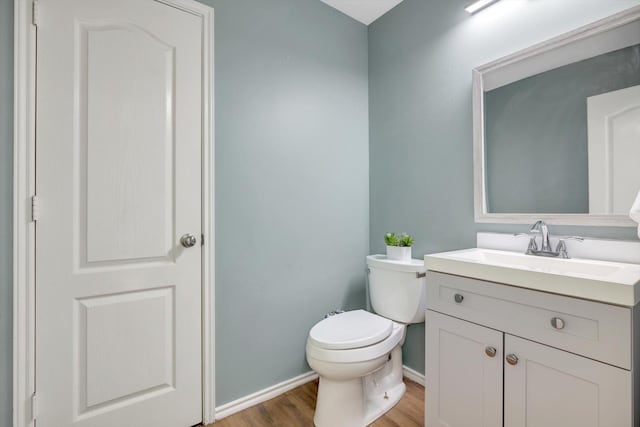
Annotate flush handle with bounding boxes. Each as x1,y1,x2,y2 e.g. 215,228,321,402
454,294,464,304
550,317,565,330
485,346,497,358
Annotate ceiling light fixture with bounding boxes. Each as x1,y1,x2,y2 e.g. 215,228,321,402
465,0,501,14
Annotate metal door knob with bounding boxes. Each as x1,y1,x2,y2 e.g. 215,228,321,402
506,354,519,366
454,294,464,303
180,234,197,248
550,317,565,330
485,346,497,358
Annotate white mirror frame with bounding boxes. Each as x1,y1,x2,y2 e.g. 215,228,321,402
473,5,640,227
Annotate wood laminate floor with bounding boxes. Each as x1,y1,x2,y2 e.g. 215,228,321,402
208,379,424,427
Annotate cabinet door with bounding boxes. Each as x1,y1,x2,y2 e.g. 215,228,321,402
504,334,631,427
426,311,503,427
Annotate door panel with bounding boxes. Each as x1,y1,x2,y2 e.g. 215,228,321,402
36,0,203,426
426,311,503,427
79,288,174,411
504,334,631,427
83,23,176,264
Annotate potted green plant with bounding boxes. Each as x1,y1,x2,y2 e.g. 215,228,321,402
384,232,415,261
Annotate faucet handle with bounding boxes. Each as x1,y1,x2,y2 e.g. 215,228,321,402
514,233,538,254
560,236,584,242
555,236,584,259
529,220,546,233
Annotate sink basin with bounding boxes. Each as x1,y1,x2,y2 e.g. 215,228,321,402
446,249,624,278
425,248,640,306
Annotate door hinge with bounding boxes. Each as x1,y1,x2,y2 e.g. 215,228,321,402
31,195,40,222
30,392,38,421
32,0,40,27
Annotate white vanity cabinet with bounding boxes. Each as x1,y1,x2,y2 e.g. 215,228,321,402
425,271,636,427
426,311,503,427
503,334,630,427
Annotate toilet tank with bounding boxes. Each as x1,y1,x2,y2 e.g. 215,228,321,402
366,255,427,324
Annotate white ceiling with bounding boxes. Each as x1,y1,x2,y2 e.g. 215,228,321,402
320,0,404,25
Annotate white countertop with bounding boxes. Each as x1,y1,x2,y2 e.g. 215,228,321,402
425,248,640,307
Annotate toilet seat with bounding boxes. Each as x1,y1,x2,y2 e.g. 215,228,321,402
306,320,405,364
308,310,393,350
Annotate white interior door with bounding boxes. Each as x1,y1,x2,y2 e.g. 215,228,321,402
35,0,203,426
587,84,640,214
504,334,631,427
426,311,503,427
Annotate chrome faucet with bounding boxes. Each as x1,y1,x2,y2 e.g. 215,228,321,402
530,220,552,252
515,221,583,258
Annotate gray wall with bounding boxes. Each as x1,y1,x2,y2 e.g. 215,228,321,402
197,0,369,405
0,0,13,424
486,45,640,214
368,0,640,375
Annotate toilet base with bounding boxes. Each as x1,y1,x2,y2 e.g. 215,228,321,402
314,376,366,427
313,345,406,427
364,381,406,425
363,346,406,424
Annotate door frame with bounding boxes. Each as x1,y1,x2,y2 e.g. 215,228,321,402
12,1,216,426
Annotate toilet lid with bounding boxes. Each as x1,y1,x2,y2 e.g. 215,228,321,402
308,310,393,350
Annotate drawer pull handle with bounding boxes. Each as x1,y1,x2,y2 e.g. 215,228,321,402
454,294,464,303
550,317,565,330
506,354,519,366
485,346,497,358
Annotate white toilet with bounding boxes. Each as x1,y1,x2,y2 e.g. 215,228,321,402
306,255,427,427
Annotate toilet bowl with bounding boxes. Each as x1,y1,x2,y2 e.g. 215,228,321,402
306,311,406,427
306,255,426,427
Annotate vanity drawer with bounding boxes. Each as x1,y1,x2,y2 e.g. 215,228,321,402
426,271,632,369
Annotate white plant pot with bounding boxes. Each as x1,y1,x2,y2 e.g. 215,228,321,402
386,246,412,262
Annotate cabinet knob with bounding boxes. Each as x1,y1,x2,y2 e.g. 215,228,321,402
550,317,565,330
454,293,464,304
506,354,519,366
485,346,497,358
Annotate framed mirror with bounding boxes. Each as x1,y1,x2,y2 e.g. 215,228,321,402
473,6,640,226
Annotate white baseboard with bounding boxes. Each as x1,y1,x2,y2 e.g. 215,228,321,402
214,371,319,420
214,366,424,421
402,365,425,386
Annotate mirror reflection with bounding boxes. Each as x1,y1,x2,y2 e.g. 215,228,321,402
485,45,640,215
